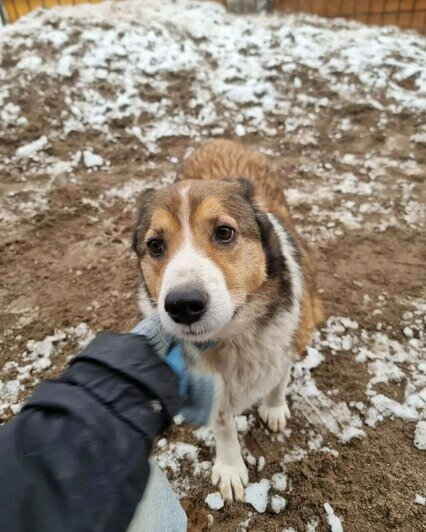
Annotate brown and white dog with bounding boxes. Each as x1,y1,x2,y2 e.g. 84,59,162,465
132,140,323,501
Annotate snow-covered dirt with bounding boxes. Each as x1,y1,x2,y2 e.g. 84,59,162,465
0,1,425,530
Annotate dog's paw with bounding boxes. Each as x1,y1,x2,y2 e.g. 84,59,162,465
211,457,249,501
259,402,291,432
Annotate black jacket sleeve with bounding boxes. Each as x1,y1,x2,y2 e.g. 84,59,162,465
0,332,181,532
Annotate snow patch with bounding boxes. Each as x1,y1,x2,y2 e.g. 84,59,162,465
306,517,319,531
271,472,288,492
83,150,104,168
154,441,211,498
324,503,344,532
236,414,250,432
270,494,286,514
15,136,48,159
415,494,425,505
257,456,265,472
205,492,224,510
244,479,270,513
0,323,93,417
414,421,426,451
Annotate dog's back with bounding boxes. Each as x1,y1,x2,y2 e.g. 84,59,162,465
178,139,291,221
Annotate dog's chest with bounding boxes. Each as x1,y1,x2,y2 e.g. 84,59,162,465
198,322,293,413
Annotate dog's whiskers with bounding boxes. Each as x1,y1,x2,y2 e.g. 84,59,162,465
127,310,143,331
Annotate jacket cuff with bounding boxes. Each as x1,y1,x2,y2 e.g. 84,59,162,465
68,332,182,420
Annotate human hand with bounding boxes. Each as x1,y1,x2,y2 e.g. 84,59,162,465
132,315,219,426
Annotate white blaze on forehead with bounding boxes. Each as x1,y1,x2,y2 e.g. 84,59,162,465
178,184,192,242
158,186,234,339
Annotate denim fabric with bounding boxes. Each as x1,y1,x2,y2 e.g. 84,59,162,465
127,460,187,532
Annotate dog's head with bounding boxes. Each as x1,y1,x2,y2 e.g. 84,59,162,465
132,178,283,341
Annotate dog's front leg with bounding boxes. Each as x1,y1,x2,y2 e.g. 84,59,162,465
211,411,248,501
258,360,292,432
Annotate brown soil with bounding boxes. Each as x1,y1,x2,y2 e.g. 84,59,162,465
1,6,425,532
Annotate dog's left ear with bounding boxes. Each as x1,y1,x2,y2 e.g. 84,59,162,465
253,208,284,278
224,176,283,277
234,177,283,278
235,176,255,202
222,176,255,202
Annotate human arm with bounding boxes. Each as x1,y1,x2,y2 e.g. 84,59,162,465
0,331,181,532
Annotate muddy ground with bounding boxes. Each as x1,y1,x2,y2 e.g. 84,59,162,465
0,1,425,531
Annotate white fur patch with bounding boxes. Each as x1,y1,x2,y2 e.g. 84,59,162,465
138,283,155,317
266,212,303,342
158,187,235,340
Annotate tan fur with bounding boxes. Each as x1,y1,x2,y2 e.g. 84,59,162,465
178,139,323,358
137,180,268,314
191,195,267,299
140,207,182,300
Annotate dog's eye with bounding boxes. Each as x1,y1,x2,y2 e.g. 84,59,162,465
214,225,236,244
147,238,165,257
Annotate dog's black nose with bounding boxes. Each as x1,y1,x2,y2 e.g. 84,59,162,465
164,288,208,325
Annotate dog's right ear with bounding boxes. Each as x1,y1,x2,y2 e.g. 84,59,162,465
132,188,156,255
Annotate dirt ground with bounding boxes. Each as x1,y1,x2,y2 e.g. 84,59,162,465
1,1,425,531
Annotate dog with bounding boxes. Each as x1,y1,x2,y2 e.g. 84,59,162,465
132,139,323,500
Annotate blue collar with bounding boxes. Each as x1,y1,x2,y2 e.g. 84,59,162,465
193,340,220,352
